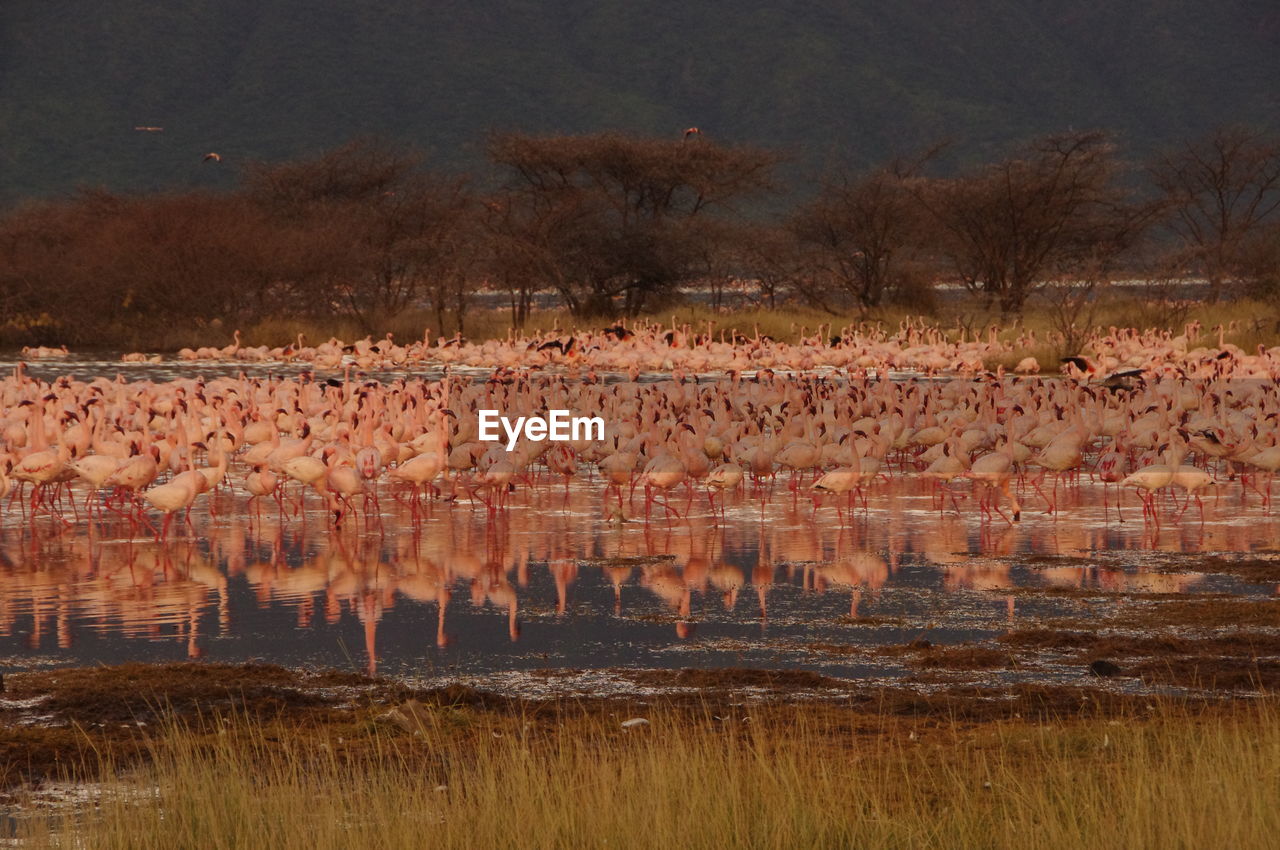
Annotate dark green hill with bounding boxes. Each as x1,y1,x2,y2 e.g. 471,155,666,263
2,0,1277,203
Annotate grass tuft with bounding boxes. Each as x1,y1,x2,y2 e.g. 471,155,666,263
14,699,1280,849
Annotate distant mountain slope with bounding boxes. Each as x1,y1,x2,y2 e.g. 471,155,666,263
1,0,1277,203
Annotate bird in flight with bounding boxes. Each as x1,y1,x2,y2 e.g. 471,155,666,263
1059,356,1144,390
203,152,222,163
683,127,701,140
134,126,163,132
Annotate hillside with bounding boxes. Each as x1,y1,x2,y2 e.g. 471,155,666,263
1,0,1278,203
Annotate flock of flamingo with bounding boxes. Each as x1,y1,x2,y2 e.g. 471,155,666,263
7,317,1280,677
2,318,1279,543
88,316,1280,379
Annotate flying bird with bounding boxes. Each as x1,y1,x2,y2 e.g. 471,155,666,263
1060,356,1144,389
1098,368,1145,392
1059,355,1094,377
134,126,163,132
683,127,701,140
203,152,222,163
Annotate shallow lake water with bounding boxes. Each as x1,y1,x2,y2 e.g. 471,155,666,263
2,357,1277,697
1,468,1275,692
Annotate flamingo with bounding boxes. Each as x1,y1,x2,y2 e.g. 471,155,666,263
245,466,280,521
705,462,744,517
811,467,863,522
641,453,686,520
1120,449,1175,526
142,477,198,539
961,443,1021,524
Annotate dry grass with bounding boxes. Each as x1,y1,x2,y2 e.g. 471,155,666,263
12,697,1280,849
95,291,1280,357
454,303,849,346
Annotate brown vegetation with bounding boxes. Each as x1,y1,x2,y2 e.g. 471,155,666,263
1,126,1278,348
1150,125,1280,301
7,671,1279,849
0,661,1263,794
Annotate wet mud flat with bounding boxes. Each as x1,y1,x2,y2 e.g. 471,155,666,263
2,592,1275,799
813,553,1280,693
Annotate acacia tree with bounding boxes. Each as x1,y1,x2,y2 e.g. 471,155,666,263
101,194,272,328
355,174,475,333
245,139,477,331
0,190,284,345
1149,125,1280,301
727,224,804,310
488,132,778,316
0,194,111,341
790,164,930,312
1237,221,1280,298
919,131,1135,315
481,187,592,326
245,139,412,208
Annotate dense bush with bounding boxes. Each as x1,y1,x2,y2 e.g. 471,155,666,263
1,126,1277,348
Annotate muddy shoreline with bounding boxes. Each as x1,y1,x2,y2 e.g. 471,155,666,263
2,651,1274,795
